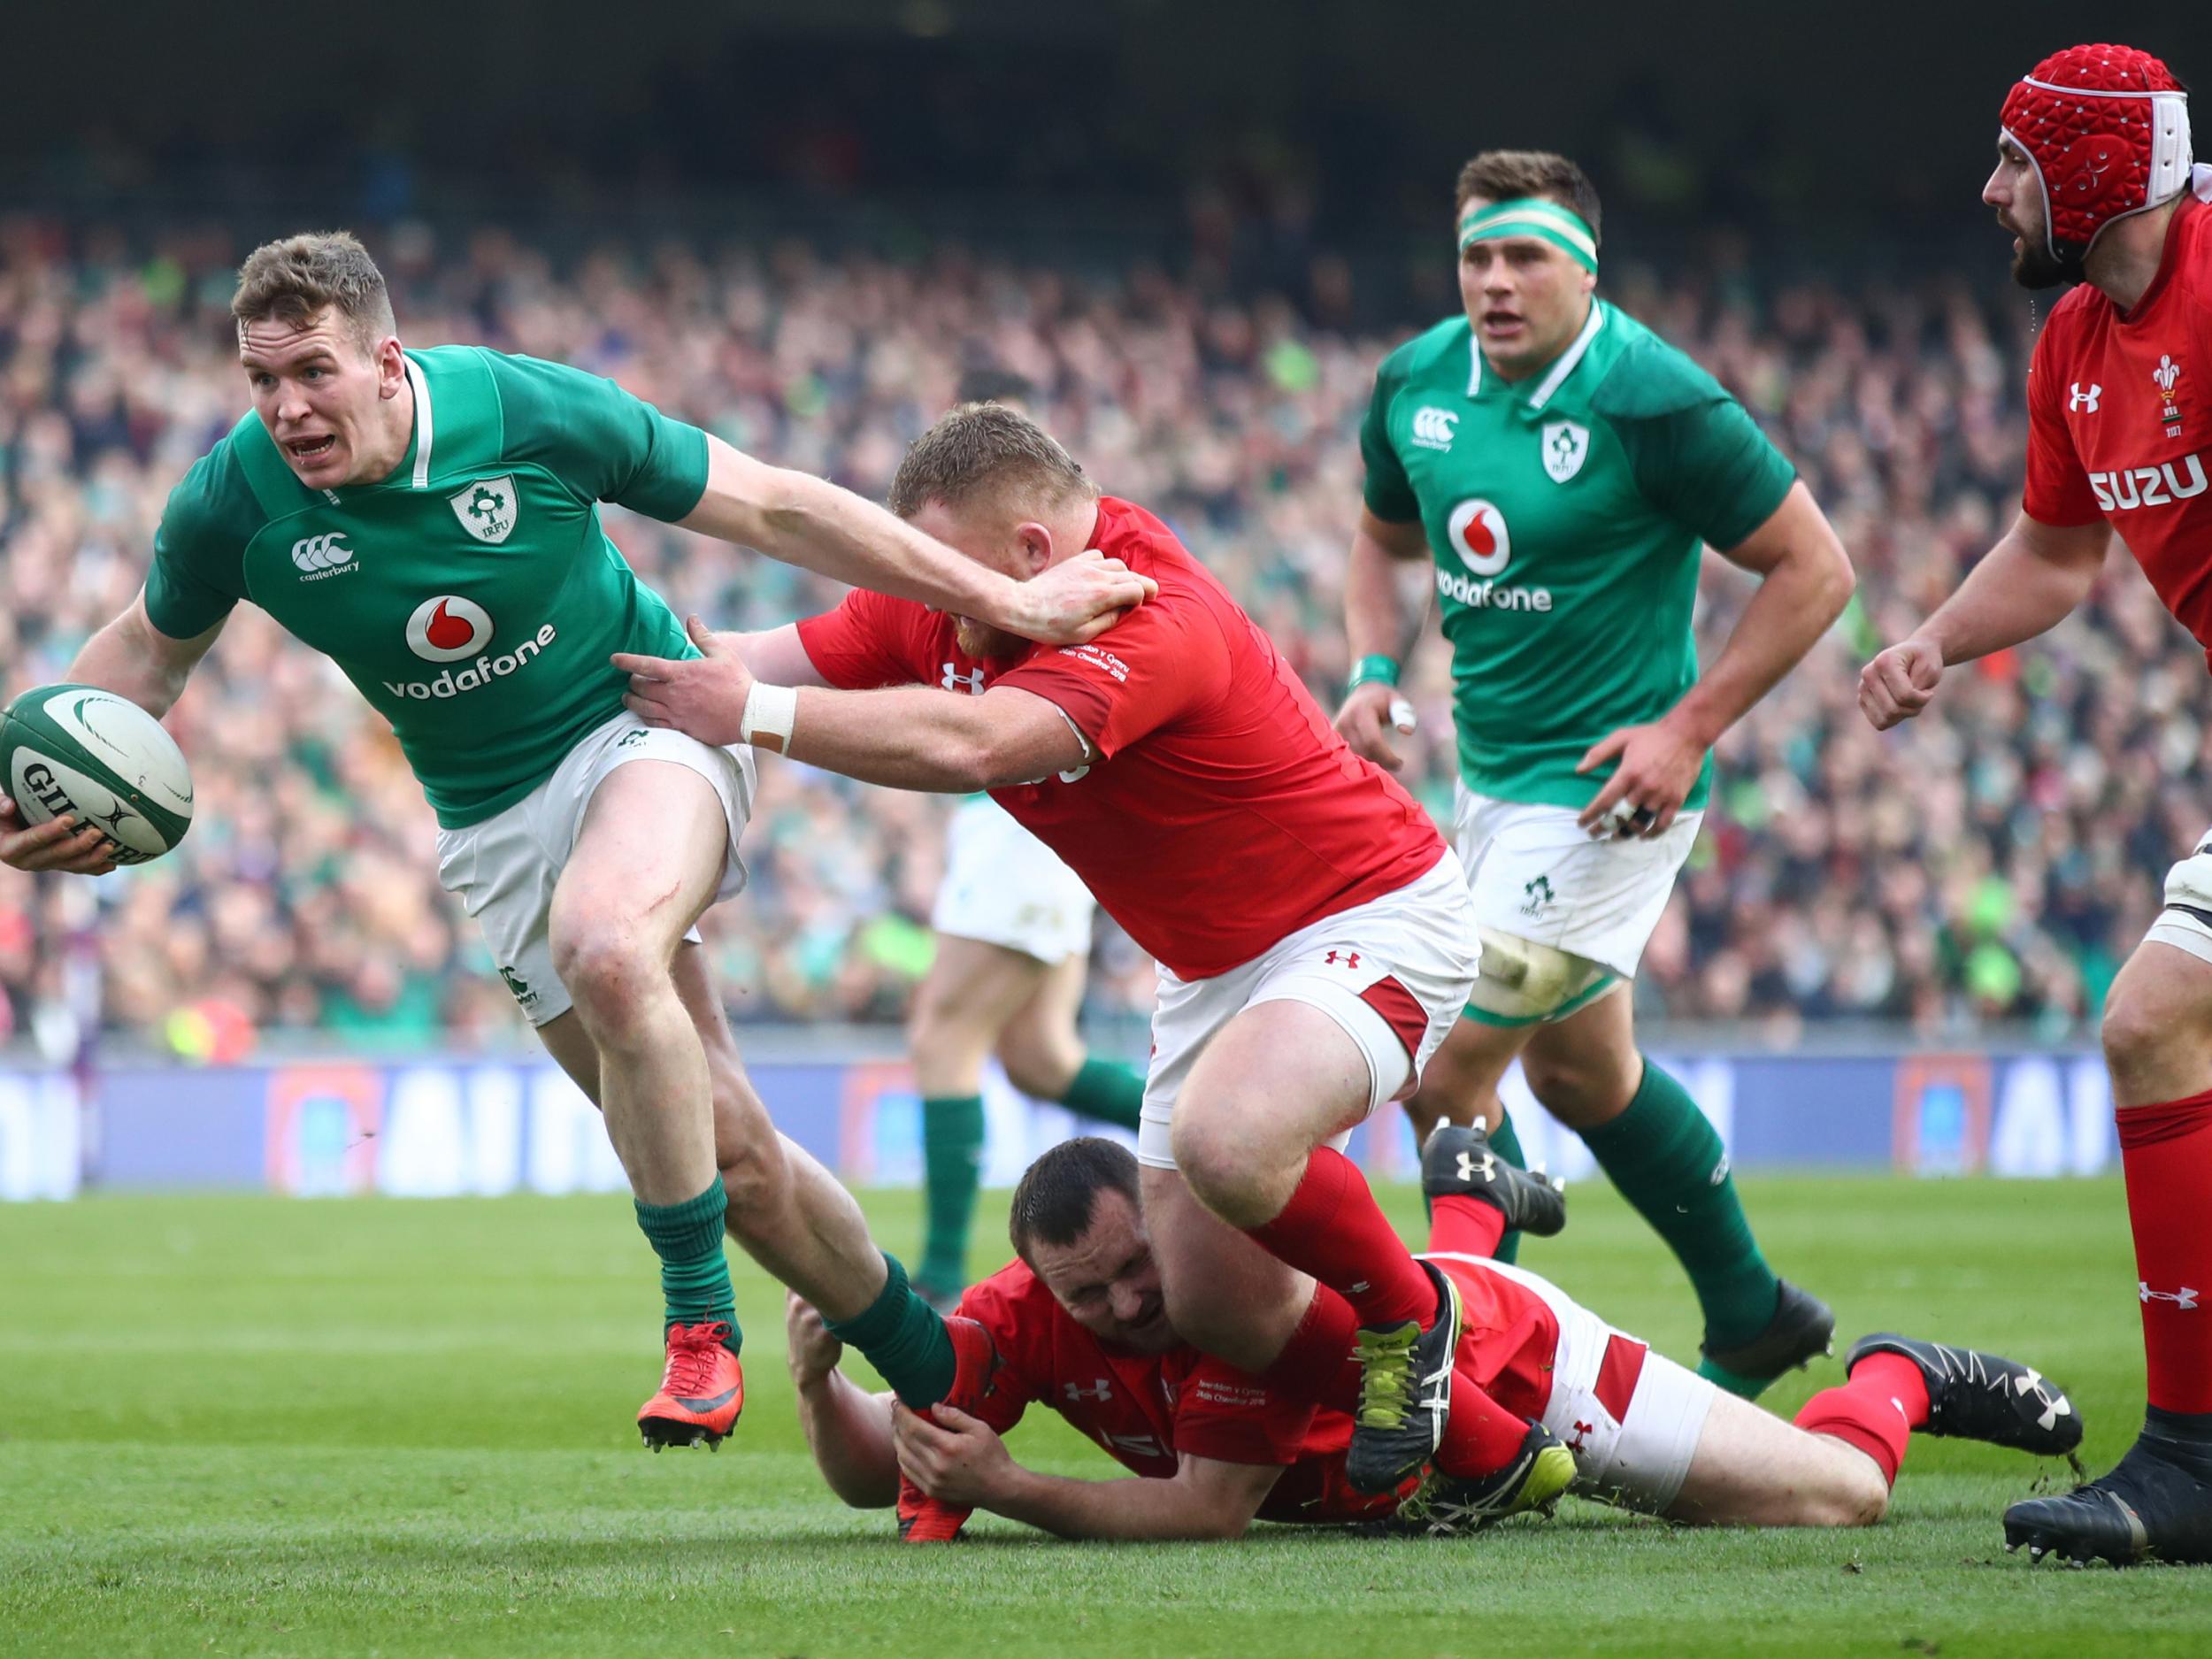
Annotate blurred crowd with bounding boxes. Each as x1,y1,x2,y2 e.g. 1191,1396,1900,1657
0,216,2199,1056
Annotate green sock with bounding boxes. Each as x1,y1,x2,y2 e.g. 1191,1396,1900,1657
825,1253,956,1409
1578,1059,1778,1361
634,1179,739,1342
919,1094,985,1296
1487,1109,1528,1266
1057,1056,1145,1131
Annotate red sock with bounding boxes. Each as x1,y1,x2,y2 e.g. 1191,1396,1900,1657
1247,1147,1437,1329
1433,1365,1533,1478
1427,1193,1508,1259
1794,1353,1929,1486
2117,1089,2212,1413
1258,1284,1362,1415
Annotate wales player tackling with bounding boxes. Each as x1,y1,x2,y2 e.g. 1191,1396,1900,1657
0,231,1150,1452
1335,151,1857,1397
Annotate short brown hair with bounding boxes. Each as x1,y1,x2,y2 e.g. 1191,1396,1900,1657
887,403,1095,521
231,231,396,351
1454,150,1602,247
1008,1137,1141,1267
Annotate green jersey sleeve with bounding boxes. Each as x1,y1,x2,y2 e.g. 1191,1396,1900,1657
484,350,710,523
144,442,257,639
1359,357,1421,524
1597,340,1796,552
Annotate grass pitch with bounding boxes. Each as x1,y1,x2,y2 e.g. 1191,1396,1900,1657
4,1174,2208,1658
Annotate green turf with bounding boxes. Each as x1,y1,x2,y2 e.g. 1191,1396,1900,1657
3,1175,2207,1658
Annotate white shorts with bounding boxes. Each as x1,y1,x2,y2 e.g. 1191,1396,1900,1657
1455,783,1701,991
434,710,757,1026
2147,826,2212,965
930,796,1096,965
1136,854,1479,1171
1430,1252,1717,1514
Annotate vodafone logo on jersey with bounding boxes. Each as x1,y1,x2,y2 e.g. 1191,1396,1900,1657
406,595,494,663
1446,499,1512,577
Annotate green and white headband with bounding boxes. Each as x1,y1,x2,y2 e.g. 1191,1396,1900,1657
1457,197,1599,273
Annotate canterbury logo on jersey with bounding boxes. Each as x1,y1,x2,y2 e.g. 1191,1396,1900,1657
1410,407,1458,451
291,532,357,578
2088,454,2208,511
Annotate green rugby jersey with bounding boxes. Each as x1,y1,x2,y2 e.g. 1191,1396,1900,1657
1361,300,1794,812
145,346,710,827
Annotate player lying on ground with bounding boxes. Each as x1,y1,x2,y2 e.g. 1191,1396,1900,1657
618,402,1563,1529
904,368,1148,1310
0,232,1150,1454
1335,148,1856,1399
1862,42,2212,1567
788,1130,2082,1540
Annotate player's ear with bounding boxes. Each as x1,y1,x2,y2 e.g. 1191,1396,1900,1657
373,335,407,397
1015,520,1054,577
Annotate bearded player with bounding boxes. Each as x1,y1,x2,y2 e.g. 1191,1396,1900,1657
789,1131,2081,1542
1334,150,1856,1397
620,403,1574,1519
1863,44,2212,1567
0,233,1149,1452
906,369,1147,1310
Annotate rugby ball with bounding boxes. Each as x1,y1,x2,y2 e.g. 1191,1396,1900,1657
0,684,194,864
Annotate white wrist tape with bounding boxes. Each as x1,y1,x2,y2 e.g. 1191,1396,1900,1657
739,682,798,754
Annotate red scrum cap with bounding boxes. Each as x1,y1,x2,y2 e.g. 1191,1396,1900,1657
2000,44,2192,255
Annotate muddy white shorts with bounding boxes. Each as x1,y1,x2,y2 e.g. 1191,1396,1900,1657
434,710,757,1025
1136,853,1479,1171
1455,784,1701,1002
1432,1252,1717,1513
2147,826,2212,966
930,795,1096,965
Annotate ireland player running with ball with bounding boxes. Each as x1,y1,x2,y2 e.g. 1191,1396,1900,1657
1335,151,1856,1397
0,232,1149,1452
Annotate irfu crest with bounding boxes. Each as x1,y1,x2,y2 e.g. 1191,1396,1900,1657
450,475,519,544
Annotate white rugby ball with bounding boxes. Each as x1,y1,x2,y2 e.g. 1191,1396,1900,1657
0,684,195,864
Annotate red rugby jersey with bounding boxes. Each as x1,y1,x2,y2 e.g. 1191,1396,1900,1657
2024,179,2212,664
795,495,1443,979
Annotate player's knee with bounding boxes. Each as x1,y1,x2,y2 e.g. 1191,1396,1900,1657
2099,964,2208,1092
1168,1110,1264,1217
997,1030,1079,1101
549,923,659,1031
1519,1042,1635,1118
1807,1465,1889,1528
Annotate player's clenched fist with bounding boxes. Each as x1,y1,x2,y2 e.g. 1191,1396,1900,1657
1333,681,1417,772
0,796,119,876
783,1291,844,1390
1858,639,1943,731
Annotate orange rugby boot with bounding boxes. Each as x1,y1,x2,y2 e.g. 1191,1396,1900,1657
895,1316,999,1541
637,1320,744,1450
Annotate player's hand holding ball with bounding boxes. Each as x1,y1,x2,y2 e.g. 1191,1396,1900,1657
0,684,194,876
1857,638,1943,731
1333,680,1418,772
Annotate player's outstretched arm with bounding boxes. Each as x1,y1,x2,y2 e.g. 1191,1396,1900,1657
894,1403,1279,1540
678,439,1154,645
618,619,1090,789
1859,511,2111,731
1578,481,1855,836
786,1293,900,1509
0,590,223,876
1333,510,1432,772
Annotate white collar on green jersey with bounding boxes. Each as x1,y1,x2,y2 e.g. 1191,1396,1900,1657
404,356,435,488
1466,298,1607,414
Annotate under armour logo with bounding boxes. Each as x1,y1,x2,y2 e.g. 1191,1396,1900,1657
2141,1281,2200,1310
1064,1379,1113,1402
940,663,987,695
2070,382,2102,412
1455,1149,1498,1186
1324,949,1361,970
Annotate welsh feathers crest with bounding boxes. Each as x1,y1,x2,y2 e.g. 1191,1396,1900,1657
1541,420,1589,483
449,476,519,544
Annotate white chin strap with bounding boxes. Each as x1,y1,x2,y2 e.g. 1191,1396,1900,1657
2152,92,2194,204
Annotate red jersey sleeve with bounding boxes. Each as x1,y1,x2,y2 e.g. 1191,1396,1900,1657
993,585,1229,758
795,588,932,691
1168,1356,1320,1467
2021,318,2107,529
